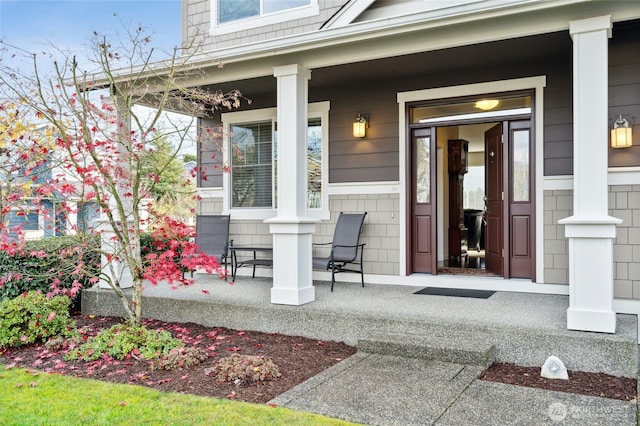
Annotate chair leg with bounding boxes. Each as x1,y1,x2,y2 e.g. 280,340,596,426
331,266,335,292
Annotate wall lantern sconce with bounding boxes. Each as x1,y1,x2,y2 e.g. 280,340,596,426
353,114,368,138
611,115,633,149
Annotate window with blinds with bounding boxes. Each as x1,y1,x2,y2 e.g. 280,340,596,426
230,121,273,208
223,103,328,215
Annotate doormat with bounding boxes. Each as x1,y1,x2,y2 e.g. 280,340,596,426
414,287,495,299
437,267,498,277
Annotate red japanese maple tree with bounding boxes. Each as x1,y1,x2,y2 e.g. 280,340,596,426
0,24,242,324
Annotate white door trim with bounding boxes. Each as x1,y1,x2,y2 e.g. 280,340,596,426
397,76,547,281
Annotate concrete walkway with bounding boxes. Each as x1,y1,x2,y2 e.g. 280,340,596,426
82,275,639,425
271,353,637,425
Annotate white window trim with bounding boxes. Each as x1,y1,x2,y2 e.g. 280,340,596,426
210,0,320,36
221,101,330,220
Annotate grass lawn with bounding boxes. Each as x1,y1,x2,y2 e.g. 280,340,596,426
0,365,355,426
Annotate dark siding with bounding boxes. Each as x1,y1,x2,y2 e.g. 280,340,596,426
196,22,640,184
320,85,400,183
608,21,640,167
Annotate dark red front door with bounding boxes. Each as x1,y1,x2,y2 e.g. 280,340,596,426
485,123,504,276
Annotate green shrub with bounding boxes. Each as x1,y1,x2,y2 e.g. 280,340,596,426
66,322,184,362
0,234,100,302
0,291,78,348
206,354,282,384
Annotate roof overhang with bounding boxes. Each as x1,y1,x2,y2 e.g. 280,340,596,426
89,0,640,90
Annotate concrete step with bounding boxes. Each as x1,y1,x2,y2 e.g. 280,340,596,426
358,332,496,367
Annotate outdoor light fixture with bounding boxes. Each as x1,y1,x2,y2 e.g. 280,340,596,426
474,99,500,111
353,114,368,138
611,115,633,149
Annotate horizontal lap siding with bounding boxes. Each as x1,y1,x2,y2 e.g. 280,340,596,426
608,21,640,167
322,84,400,183
196,22,639,185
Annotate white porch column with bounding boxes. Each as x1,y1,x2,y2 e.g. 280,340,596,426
559,16,620,333
265,64,317,305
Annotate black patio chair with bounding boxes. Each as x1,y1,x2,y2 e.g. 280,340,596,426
192,214,232,279
313,212,367,292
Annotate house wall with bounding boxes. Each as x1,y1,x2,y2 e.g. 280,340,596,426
183,0,344,51
542,184,640,300
197,193,400,276
197,22,639,187
611,185,640,299
608,20,640,167
543,190,570,285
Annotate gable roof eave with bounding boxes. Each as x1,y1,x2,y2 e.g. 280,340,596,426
322,0,376,29
89,0,640,91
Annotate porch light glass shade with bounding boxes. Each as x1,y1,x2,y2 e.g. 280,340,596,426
474,99,500,111
353,117,366,138
611,116,632,149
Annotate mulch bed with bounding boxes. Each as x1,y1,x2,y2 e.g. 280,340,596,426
1,315,637,404
0,315,356,404
480,362,637,401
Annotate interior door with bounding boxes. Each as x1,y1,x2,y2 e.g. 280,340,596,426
484,123,504,276
410,127,437,273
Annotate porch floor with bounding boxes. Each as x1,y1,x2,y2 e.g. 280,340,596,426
83,274,637,376
82,276,639,425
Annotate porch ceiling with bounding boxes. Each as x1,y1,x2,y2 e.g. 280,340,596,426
200,31,570,101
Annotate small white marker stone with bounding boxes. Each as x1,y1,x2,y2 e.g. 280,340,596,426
541,355,569,380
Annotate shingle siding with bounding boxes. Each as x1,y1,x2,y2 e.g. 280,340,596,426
183,0,344,52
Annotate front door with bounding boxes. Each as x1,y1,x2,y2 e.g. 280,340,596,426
410,127,437,273
484,123,504,276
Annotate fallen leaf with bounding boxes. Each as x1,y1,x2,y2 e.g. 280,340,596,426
29,382,37,387
118,401,127,407
15,383,24,388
